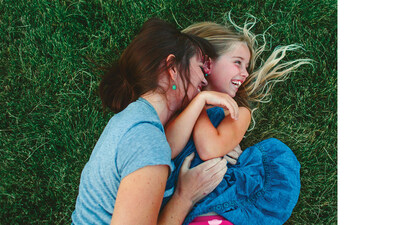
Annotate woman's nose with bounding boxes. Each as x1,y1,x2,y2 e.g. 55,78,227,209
202,78,208,86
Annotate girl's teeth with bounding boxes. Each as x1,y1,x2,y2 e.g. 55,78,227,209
232,81,242,87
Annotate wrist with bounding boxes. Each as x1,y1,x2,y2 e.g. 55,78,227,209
195,91,207,106
159,191,193,225
171,190,194,211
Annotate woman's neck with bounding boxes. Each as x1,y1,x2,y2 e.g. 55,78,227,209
141,92,174,126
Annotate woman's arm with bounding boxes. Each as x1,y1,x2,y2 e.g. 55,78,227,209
166,91,239,159
159,153,227,224
193,106,251,161
111,155,227,225
111,165,169,225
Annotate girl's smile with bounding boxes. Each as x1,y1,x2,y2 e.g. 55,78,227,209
204,42,250,97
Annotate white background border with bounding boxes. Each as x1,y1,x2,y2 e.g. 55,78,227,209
339,0,400,223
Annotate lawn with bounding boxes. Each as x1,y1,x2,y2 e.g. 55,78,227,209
0,0,336,224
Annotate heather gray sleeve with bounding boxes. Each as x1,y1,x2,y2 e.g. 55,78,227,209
116,122,172,180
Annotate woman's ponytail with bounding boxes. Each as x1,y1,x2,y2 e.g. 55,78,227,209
99,62,135,113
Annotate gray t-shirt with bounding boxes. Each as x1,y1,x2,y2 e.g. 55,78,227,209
72,98,173,224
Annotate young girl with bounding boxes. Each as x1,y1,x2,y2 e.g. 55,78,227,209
163,16,311,225
71,18,240,225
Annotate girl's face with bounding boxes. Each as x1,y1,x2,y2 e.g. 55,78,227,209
205,42,250,97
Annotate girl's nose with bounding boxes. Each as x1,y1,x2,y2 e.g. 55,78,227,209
241,68,249,78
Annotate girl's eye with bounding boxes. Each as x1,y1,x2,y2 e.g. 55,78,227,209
235,61,242,65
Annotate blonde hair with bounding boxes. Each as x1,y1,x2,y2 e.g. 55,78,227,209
182,13,312,107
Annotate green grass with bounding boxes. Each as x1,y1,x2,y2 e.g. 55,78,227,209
1,0,336,224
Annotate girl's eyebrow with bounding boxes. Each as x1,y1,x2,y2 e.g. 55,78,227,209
233,56,244,60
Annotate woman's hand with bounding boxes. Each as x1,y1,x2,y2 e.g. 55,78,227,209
197,91,239,120
224,144,243,165
175,153,228,205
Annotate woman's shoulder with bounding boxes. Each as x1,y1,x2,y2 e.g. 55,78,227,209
107,99,162,131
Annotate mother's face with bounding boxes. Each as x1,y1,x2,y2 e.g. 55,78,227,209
170,53,208,110
185,54,209,101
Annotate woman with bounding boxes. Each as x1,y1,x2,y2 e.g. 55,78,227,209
163,16,311,225
71,18,240,224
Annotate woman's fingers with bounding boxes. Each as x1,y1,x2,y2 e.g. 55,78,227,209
176,157,228,204
226,150,239,158
233,144,243,154
198,159,227,194
224,155,237,165
180,153,195,173
196,157,222,171
204,158,227,176
224,145,242,165
208,165,227,190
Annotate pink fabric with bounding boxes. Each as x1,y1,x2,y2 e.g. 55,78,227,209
188,215,234,225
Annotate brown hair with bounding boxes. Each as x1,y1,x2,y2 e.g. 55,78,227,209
99,18,216,113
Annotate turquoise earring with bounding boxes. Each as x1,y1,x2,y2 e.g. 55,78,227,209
172,84,177,90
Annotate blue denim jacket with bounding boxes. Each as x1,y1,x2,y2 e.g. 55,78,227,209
162,107,301,225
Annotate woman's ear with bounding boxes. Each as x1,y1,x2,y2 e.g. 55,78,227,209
166,54,178,81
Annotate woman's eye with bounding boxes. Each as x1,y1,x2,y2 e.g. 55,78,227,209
235,61,241,65
200,66,206,74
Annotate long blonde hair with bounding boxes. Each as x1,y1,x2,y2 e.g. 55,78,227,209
183,14,312,108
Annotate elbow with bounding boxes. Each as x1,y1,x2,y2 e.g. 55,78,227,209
168,142,179,159
196,144,221,161
197,151,213,161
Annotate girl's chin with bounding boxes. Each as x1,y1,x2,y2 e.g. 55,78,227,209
229,89,238,98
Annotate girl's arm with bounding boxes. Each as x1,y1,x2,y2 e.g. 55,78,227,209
165,94,208,159
193,106,251,161
165,91,239,159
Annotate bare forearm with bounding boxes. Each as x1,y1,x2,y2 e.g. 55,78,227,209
194,107,251,160
158,194,193,225
193,110,224,160
165,94,206,158
194,129,233,161
166,91,240,159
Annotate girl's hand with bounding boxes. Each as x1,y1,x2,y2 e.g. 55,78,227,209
224,144,243,165
175,153,227,205
197,91,239,120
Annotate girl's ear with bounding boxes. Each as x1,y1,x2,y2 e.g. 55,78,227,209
203,57,213,74
166,54,178,81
